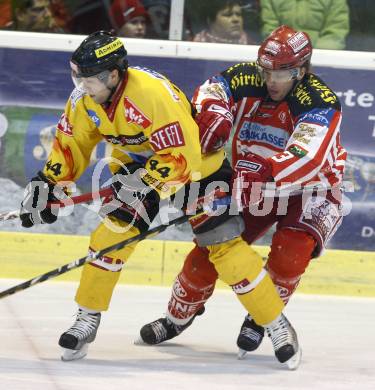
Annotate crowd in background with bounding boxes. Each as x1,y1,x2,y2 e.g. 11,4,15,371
0,0,374,51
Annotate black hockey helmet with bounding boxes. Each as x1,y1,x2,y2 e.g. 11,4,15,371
71,31,128,77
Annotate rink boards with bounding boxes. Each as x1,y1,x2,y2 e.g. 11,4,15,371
0,231,374,297
0,35,375,251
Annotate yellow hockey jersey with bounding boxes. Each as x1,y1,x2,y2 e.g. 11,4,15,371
42,67,225,197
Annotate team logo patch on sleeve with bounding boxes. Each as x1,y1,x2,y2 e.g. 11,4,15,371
124,97,152,129
235,160,261,172
288,144,308,158
87,110,101,127
70,88,85,110
57,113,73,136
149,122,185,151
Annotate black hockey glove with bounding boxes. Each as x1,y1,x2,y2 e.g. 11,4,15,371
100,162,160,227
111,162,158,206
20,172,61,228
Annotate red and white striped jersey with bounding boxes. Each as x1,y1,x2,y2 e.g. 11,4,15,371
192,62,347,192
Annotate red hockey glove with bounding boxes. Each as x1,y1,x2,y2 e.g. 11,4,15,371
232,153,273,209
195,101,234,154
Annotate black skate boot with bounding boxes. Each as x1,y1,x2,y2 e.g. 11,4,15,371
139,306,205,345
237,314,265,359
58,309,101,361
265,313,302,370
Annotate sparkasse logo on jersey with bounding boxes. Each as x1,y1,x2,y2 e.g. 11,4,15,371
150,122,185,151
124,97,152,129
57,113,73,136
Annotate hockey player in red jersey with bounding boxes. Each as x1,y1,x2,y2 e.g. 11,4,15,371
19,30,301,366
140,25,346,364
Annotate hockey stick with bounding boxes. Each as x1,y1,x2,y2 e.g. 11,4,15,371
0,195,232,299
0,187,113,222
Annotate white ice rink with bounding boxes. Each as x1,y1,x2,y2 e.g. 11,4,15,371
0,280,374,390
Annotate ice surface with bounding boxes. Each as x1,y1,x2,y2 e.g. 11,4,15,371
0,280,374,390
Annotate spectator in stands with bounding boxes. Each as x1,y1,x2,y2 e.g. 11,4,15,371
260,0,349,50
0,0,13,29
12,0,70,33
346,0,375,51
193,0,256,44
142,0,170,39
241,0,262,43
67,0,112,35
110,0,149,38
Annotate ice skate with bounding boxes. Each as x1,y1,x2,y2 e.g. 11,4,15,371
265,313,302,370
137,306,205,345
237,314,265,359
58,309,101,361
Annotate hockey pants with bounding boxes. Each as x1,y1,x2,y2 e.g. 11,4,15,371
168,236,284,326
75,217,140,311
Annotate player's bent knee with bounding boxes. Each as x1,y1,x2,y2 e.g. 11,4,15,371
208,237,264,285
268,228,315,278
206,237,284,324
181,244,218,285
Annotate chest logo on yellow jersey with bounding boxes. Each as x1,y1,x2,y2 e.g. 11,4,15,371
104,132,147,146
57,113,73,137
124,97,152,129
150,122,185,152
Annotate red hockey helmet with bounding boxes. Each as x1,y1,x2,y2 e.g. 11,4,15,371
257,25,312,70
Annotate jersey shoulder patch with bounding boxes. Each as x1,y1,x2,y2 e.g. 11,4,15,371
288,74,341,117
221,62,267,102
69,88,86,110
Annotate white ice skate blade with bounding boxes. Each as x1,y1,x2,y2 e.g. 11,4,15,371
237,348,247,360
284,347,302,370
61,344,89,361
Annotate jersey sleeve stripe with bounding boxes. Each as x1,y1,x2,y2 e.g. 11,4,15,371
273,111,342,186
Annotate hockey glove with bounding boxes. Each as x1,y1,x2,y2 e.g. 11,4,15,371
111,162,156,206
232,153,273,209
20,172,62,228
195,100,234,154
101,162,160,225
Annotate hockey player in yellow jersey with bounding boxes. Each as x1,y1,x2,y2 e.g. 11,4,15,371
19,31,300,367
